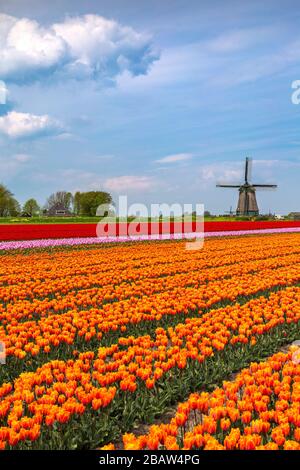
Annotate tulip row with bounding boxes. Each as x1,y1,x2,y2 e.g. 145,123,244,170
105,347,300,450
1,244,299,325
1,285,300,449
0,225,299,248
1,233,297,302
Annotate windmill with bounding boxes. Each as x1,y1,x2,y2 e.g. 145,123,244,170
216,158,277,216
225,206,235,216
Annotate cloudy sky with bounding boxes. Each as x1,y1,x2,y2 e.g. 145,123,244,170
0,0,299,214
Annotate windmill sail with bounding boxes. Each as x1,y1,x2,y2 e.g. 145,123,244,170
245,157,249,184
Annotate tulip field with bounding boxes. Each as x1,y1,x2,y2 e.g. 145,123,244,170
1,232,300,450
104,348,300,450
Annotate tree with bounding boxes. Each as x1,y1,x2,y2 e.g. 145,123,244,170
75,191,113,216
74,191,81,216
0,184,20,217
45,191,74,211
23,198,40,216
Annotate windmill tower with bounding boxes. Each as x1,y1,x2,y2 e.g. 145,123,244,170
216,158,277,216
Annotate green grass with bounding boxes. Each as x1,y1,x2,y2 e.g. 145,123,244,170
0,216,101,224
0,216,280,224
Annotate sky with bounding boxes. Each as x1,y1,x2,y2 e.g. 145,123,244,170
0,0,299,215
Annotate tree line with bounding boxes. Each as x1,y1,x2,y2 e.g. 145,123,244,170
0,184,113,217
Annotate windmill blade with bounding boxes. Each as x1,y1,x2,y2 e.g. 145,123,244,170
245,157,249,184
253,184,277,188
216,184,241,188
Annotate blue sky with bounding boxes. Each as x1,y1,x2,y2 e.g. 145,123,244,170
0,0,299,214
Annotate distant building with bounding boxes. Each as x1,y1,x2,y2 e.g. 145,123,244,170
275,214,285,220
288,212,300,220
47,202,72,217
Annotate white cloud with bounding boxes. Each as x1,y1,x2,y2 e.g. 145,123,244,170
30,171,156,194
156,153,193,164
30,169,103,192
54,132,75,140
13,153,32,163
206,28,273,53
0,153,31,178
199,159,283,187
117,31,261,93
117,25,300,92
199,161,243,185
104,175,154,192
0,80,8,104
0,13,158,84
0,111,63,139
